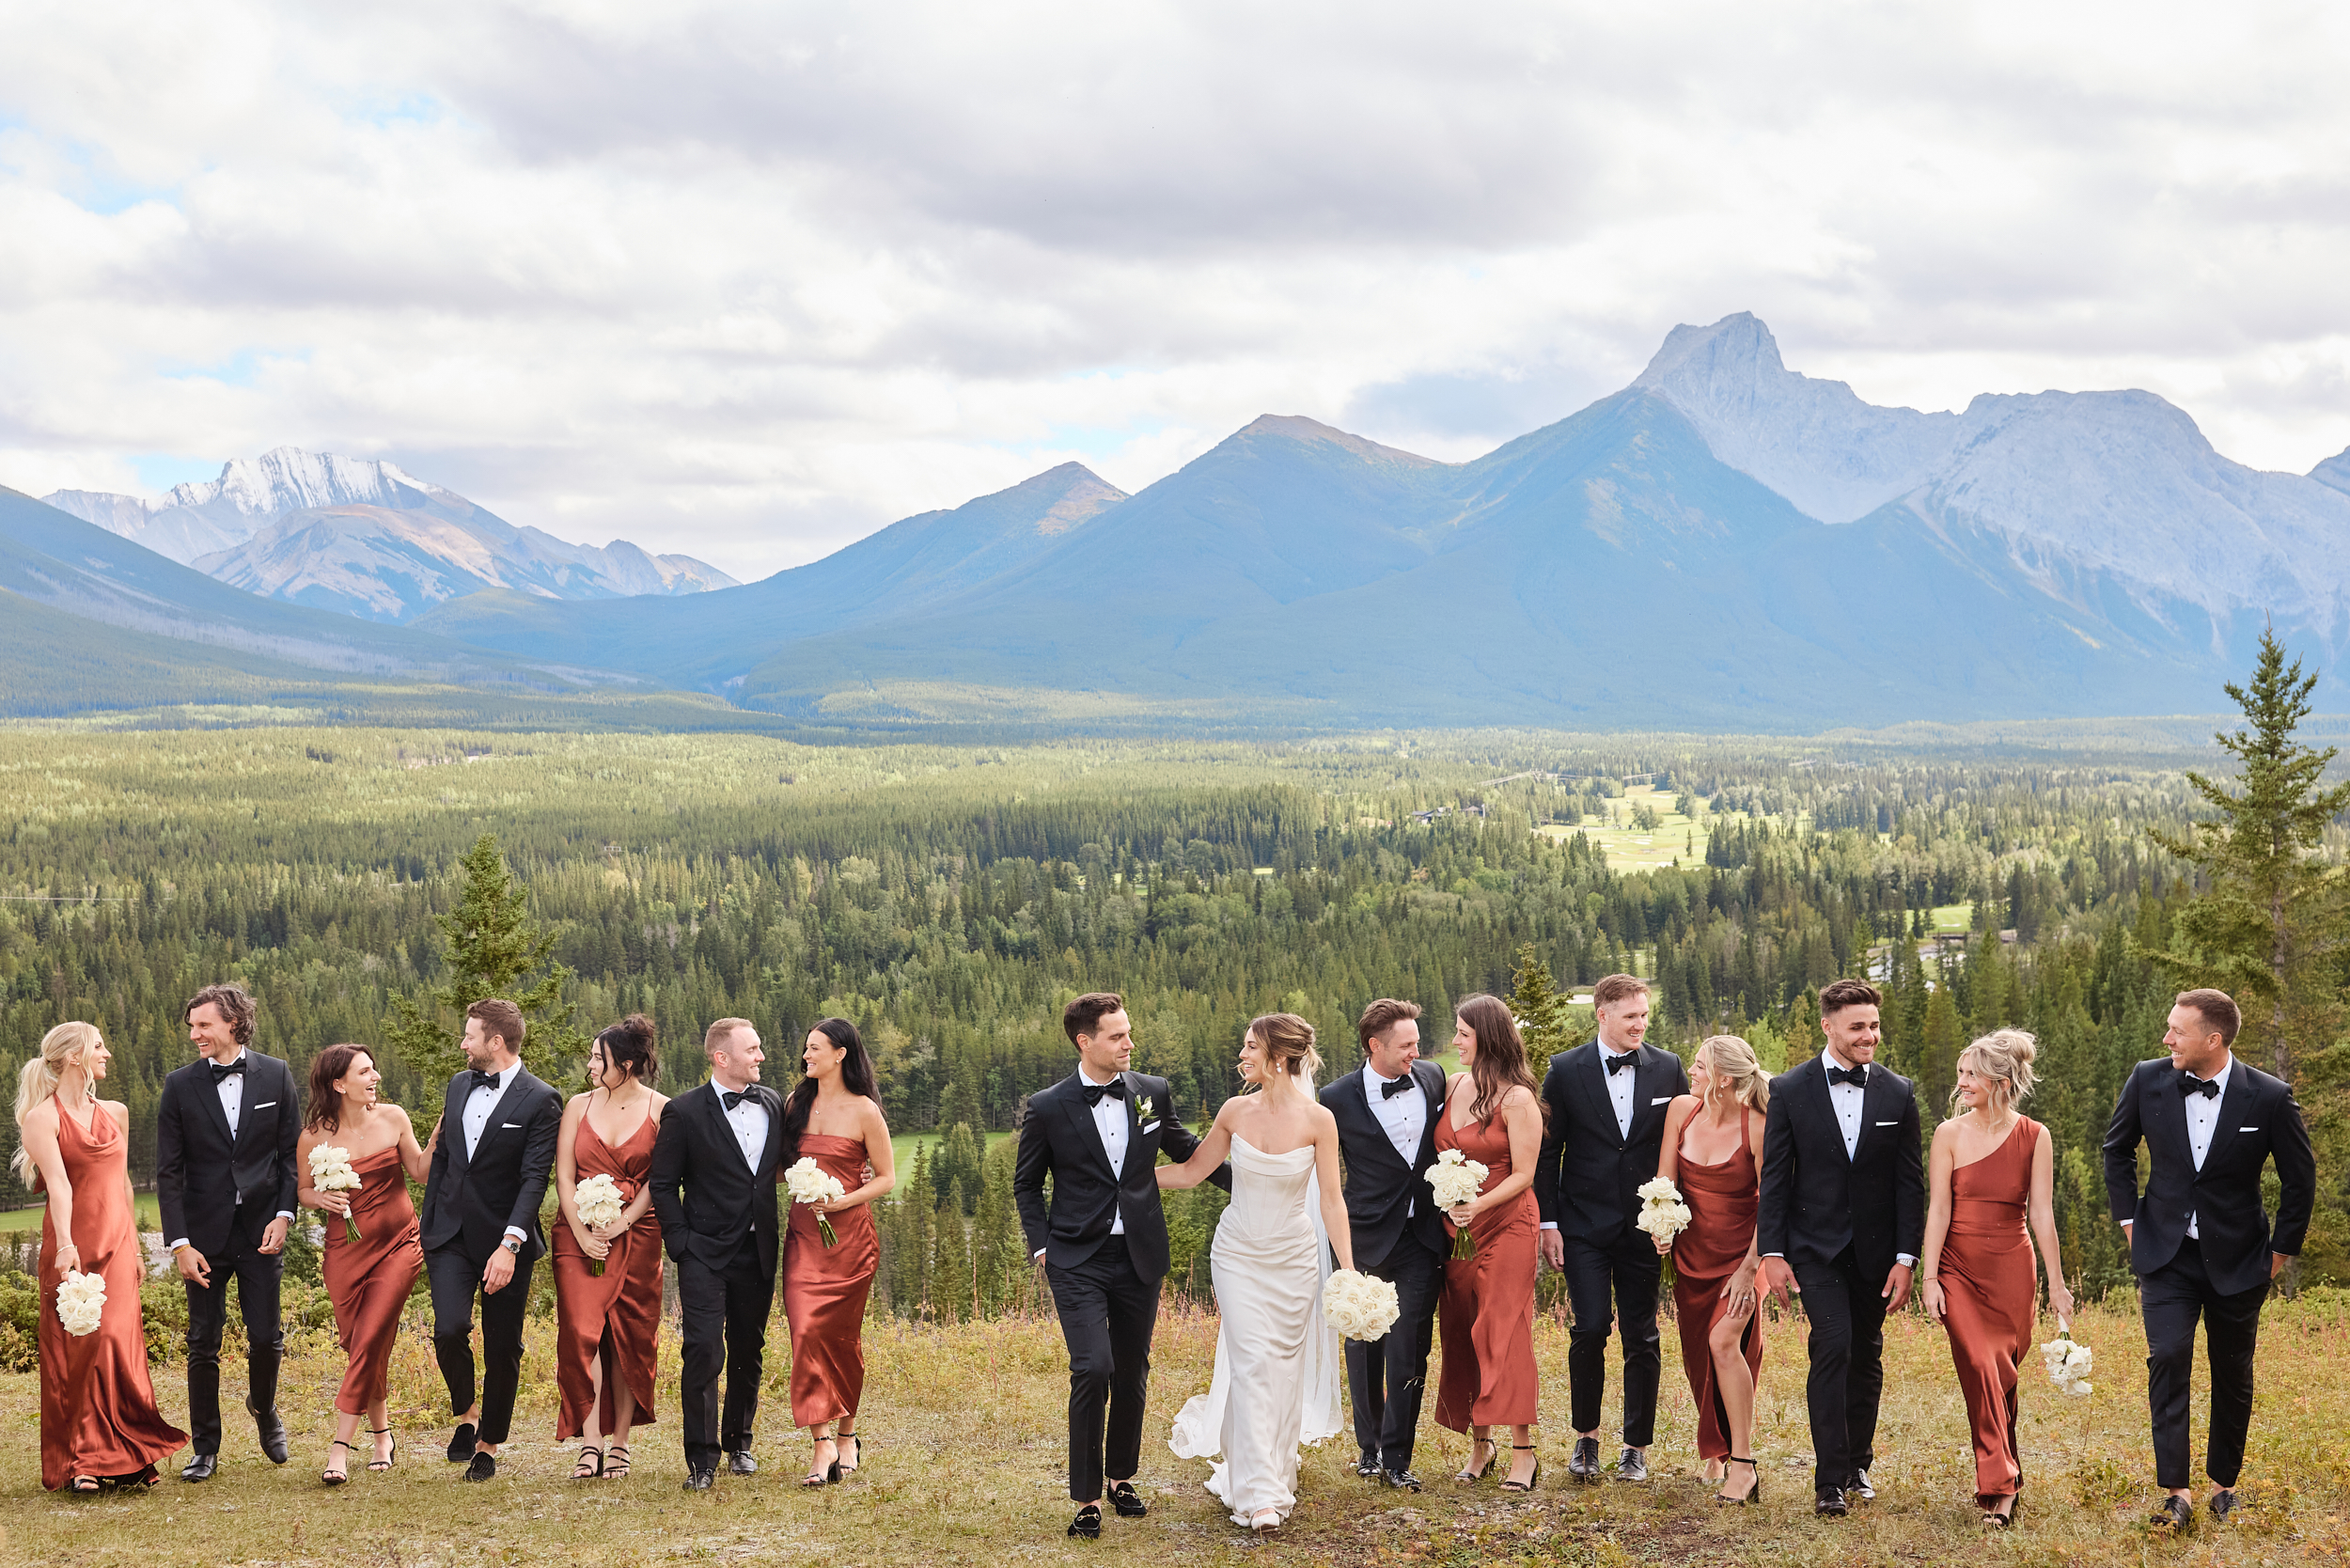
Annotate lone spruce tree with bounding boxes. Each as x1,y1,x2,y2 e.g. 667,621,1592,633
384,834,588,1088
1509,944,1574,1059
2147,629,2350,1083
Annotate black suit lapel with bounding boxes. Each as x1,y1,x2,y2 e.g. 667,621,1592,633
444,1075,475,1170
1060,1076,1118,1181
2201,1064,2253,1173
1799,1058,1841,1156
2140,1066,2192,1176
1629,1048,1675,1145
191,1062,236,1152
1568,1043,1614,1144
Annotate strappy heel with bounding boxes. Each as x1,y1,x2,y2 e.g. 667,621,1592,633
1500,1445,1541,1493
572,1445,604,1480
322,1439,352,1486
1716,1456,1761,1505
835,1432,862,1475
1454,1436,1497,1482
68,1475,102,1494
604,1443,631,1479
368,1427,396,1472
803,1435,838,1486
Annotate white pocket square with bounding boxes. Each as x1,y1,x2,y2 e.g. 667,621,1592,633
1875,1120,1899,1126
501,1121,521,1128
1651,1096,1671,1105
2240,1126,2260,1132
252,1101,276,1109
1141,1121,1162,1134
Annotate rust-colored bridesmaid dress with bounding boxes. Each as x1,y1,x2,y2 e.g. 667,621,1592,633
39,1105,186,1489
1669,1111,1765,1462
322,1145,425,1418
1433,1104,1540,1432
552,1115,663,1440
781,1133,880,1430
1939,1117,2042,1505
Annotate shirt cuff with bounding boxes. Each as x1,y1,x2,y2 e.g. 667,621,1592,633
503,1226,528,1244
1762,1251,1784,1259
275,1210,294,1222
1896,1253,1917,1268
1033,1248,1047,1261
167,1238,190,1252
1539,1220,1558,1231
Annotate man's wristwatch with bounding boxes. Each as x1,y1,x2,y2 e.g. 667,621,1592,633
500,1236,522,1254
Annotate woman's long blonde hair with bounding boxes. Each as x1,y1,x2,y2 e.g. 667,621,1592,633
12,1022,101,1184
1696,1035,1770,1117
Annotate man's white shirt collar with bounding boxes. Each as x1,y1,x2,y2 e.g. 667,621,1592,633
1821,1043,1865,1078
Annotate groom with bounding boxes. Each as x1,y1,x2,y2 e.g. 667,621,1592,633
1323,998,1447,1490
2103,988,2313,1530
1014,992,1229,1539
1756,978,1924,1518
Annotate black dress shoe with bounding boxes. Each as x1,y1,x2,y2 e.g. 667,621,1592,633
180,1452,217,1482
727,1450,758,1476
1815,1485,1849,1517
1068,1504,1103,1539
445,1422,478,1464
2151,1495,2194,1529
1106,1480,1149,1517
683,1464,716,1493
462,1451,497,1482
1845,1467,1874,1501
248,1401,290,1466
1616,1448,1649,1483
2208,1488,2240,1525
1355,1452,1383,1478
1381,1467,1423,1492
1567,1435,1602,1484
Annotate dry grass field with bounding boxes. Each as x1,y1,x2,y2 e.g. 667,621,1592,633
6,1292,2350,1566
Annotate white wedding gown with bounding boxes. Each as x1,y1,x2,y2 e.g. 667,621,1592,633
1167,1134,1341,1526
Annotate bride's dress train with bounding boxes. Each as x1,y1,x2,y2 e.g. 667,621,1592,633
1167,1134,1341,1526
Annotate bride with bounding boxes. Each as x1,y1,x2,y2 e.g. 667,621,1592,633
1158,1012,1354,1532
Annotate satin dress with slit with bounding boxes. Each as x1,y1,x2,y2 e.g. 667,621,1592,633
39,1104,187,1489
1938,1117,2042,1505
552,1113,663,1440
1669,1111,1765,1462
1433,1102,1540,1432
781,1132,880,1429
322,1144,425,1416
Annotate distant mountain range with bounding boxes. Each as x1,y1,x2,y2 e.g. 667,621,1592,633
6,315,2347,729
40,447,734,622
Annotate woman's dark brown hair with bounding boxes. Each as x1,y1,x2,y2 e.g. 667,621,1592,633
305,1043,373,1133
594,1013,659,1084
1453,994,1543,1126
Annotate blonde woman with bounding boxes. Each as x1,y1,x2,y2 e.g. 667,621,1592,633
1159,1012,1355,1532
1919,1028,2074,1528
16,1023,186,1491
1653,1037,1769,1504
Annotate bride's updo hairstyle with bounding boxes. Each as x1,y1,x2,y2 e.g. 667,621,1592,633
1957,1027,2039,1114
1246,1012,1322,1084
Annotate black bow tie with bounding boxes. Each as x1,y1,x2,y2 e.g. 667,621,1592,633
1826,1064,1869,1089
1379,1073,1416,1100
2180,1072,2219,1100
722,1090,753,1112
208,1058,245,1084
470,1069,502,1093
1083,1077,1127,1106
1605,1050,1639,1075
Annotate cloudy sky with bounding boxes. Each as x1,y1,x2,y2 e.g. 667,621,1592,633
4,0,2348,578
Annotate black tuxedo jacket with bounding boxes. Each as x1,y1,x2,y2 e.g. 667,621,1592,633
1533,1040,1691,1245
2103,1056,2315,1296
419,1066,563,1263
649,1080,786,1275
1012,1070,1229,1280
1321,1059,1449,1270
155,1051,301,1257
1755,1055,1925,1278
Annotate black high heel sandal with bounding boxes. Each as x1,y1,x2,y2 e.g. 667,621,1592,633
1716,1457,1761,1505
835,1432,862,1475
1454,1437,1497,1482
68,1475,102,1495
604,1443,631,1479
572,1446,604,1480
322,1439,352,1486
1500,1445,1541,1494
368,1427,397,1473
802,1435,838,1487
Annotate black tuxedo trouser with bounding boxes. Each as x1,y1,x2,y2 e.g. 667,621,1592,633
427,1243,536,1447
1346,1234,1442,1472
182,1201,286,1455
677,1232,775,1469
1561,1230,1663,1445
2140,1238,2267,1490
1794,1247,1889,1494
1048,1242,1160,1503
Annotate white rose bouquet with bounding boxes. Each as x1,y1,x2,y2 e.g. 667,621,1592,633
55,1269,106,1337
573,1173,627,1276
1323,1268,1402,1341
783,1155,847,1247
1633,1177,1694,1247
307,1143,364,1243
2040,1330,2093,1397
1427,1147,1489,1260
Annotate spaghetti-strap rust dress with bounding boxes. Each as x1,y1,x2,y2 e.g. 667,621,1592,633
552,1113,663,1439
1939,1117,2042,1505
39,1104,187,1489
322,1145,425,1415
781,1132,881,1429
1669,1110,1765,1461
1433,1100,1540,1431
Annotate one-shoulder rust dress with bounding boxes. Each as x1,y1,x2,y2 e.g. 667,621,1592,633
1939,1117,2043,1505
552,1113,663,1439
322,1144,425,1416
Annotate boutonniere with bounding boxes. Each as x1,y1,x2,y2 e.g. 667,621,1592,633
1135,1095,1157,1124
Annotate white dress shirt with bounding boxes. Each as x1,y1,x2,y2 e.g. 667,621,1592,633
462,1060,530,1247
166,1047,292,1254
2181,1053,2233,1240
1601,1043,1640,1139
1082,1065,1129,1236
1364,1063,1426,1215
718,1080,772,1172
1762,1046,1913,1268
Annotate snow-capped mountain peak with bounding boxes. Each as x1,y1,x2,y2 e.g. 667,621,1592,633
161,447,449,521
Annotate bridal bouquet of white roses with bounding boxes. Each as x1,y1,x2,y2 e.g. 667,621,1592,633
55,1269,106,1337
1323,1269,1402,1341
574,1173,626,1275
2040,1330,2093,1397
1427,1147,1489,1260
783,1156,847,1247
1633,1178,1694,1247
308,1143,364,1243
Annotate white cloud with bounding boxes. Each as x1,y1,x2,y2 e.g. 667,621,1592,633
3,0,2349,578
